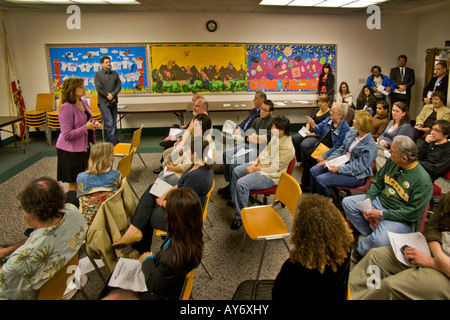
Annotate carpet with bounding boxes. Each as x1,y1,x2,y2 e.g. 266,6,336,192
0,153,300,300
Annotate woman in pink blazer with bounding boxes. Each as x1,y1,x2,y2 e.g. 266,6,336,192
56,77,102,192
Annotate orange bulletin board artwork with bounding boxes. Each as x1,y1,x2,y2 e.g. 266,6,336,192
150,43,247,93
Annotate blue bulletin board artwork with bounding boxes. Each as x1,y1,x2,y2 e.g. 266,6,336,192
46,43,150,95
246,43,336,92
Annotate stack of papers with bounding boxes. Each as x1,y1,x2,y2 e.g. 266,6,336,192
108,258,148,292
325,155,349,168
149,178,173,197
388,232,431,267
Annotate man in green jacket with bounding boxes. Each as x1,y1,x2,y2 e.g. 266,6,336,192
343,135,433,260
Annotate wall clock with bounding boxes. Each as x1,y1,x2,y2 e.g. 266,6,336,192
206,20,217,32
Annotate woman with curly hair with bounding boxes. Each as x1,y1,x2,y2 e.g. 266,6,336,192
272,194,354,300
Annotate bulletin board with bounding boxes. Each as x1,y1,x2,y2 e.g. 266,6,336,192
45,43,150,95
45,42,335,95
246,44,336,92
150,43,247,94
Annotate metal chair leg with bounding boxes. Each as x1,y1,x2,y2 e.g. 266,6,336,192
201,261,212,280
256,240,267,280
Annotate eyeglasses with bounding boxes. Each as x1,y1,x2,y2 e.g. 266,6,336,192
393,167,404,181
431,127,442,133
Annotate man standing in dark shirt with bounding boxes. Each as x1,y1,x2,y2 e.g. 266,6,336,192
94,56,121,145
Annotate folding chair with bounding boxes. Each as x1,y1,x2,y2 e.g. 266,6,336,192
179,269,195,300
117,151,139,199
241,172,302,279
114,124,147,169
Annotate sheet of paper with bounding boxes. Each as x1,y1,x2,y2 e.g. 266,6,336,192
377,84,389,96
356,198,372,212
223,103,231,107
149,178,173,197
232,147,252,158
298,126,310,137
388,232,431,267
325,155,349,168
291,100,311,104
393,88,406,95
118,105,127,109
163,166,176,177
169,128,184,140
274,101,286,106
108,258,148,292
78,256,105,275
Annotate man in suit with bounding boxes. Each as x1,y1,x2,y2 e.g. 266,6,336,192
423,61,448,106
390,55,415,108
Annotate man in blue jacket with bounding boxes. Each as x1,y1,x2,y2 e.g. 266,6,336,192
366,65,395,103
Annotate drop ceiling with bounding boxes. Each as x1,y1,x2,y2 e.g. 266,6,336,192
0,0,449,15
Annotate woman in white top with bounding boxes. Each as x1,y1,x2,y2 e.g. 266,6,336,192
335,81,354,108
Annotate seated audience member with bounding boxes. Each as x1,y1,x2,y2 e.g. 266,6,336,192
221,91,265,141
300,103,350,191
291,94,331,164
343,136,433,261
422,61,448,105
0,177,87,300
413,91,450,141
153,96,208,174
317,63,335,102
375,101,413,171
371,100,390,141
218,100,274,199
366,65,395,102
158,93,204,148
227,115,295,230
77,142,121,226
355,85,377,116
335,81,354,108
160,114,213,186
139,187,203,300
272,194,354,300
310,111,377,198
349,192,450,300
418,120,450,182
112,137,213,254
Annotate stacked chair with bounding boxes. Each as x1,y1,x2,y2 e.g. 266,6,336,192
24,93,54,143
46,97,62,146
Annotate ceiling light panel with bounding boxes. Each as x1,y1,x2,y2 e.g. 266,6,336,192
259,0,293,5
287,0,324,6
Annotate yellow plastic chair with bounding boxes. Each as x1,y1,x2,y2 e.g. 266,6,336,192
35,250,89,300
117,151,139,199
241,172,302,279
45,97,63,146
179,269,195,300
113,124,147,168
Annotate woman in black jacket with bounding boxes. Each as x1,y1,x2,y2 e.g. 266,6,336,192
317,63,335,102
139,187,204,300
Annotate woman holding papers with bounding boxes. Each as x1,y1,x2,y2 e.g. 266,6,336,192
291,94,331,163
309,110,377,198
299,103,350,191
76,142,121,225
112,137,213,254
139,187,204,300
349,192,450,300
375,102,413,171
355,85,377,116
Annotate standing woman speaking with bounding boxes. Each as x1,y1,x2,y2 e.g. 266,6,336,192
317,63,335,103
56,77,102,192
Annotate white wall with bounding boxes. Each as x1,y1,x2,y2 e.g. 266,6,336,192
0,9,446,132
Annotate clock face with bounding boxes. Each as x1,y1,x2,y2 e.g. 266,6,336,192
206,20,217,32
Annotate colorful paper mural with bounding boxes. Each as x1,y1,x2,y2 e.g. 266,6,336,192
46,44,150,95
246,44,336,92
150,44,247,93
